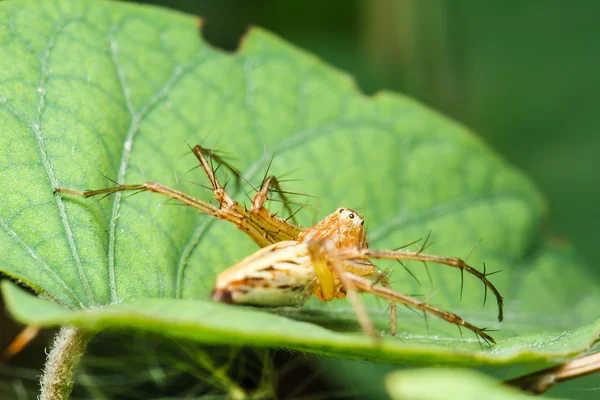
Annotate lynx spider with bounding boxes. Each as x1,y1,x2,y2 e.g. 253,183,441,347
55,144,504,344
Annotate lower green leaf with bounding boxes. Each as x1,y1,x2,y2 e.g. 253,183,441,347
1,0,599,369
4,281,598,366
385,368,550,400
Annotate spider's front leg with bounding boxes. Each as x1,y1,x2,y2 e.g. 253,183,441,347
313,258,398,336
343,272,496,344
306,240,380,338
336,247,505,322
308,240,496,344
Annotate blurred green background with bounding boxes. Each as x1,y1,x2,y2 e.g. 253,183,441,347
2,0,598,398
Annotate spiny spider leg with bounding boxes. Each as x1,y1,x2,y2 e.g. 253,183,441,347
308,235,398,336
304,240,494,343
336,248,505,322
55,182,222,216
366,270,397,336
56,144,304,247
257,176,297,223
342,271,496,344
190,144,306,240
307,241,377,338
190,144,236,208
335,259,398,336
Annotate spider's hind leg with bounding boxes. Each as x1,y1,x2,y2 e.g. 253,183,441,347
190,144,238,208
251,155,313,224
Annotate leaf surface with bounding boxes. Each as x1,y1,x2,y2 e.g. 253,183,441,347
0,0,598,365
385,368,558,400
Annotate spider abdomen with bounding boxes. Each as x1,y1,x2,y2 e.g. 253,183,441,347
211,241,316,307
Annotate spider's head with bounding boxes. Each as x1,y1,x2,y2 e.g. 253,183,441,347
335,207,364,228
297,207,368,249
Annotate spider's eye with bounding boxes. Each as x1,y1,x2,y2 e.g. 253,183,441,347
349,213,355,219
339,208,344,213
361,220,364,226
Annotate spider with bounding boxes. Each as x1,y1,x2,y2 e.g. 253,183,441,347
55,144,504,344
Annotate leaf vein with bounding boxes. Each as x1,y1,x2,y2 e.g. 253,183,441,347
0,216,83,309
33,19,96,307
107,20,208,302
175,218,214,298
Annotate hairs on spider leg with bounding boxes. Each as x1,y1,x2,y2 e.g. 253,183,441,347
96,191,116,202
100,173,119,186
222,178,232,191
264,179,296,218
162,202,192,207
372,268,393,285
205,153,247,191
268,188,316,199
183,179,214,192
268,198,315,223
122,189,148,200
423,288,441,305
413,233,435,287
422,261,433,288
482,262,488,307
274,168,302,180
460,268,465,302
475,330,487,349
272,178,304,184
394,259,421,286
267,197,318,209
465,238,484,261
400,303,422,319
284,201,310,222
417,231,434,254
231,168,259,193
485,270,503,277
135,160,147,181
243,190,255,205
481,265,503,308
394,237,424,251
260,153,276,188
173,170,180,188
185,164,204,174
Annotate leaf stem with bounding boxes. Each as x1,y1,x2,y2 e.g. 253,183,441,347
40,326,91,400
505,351,600,394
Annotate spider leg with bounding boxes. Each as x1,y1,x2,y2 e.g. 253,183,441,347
342,271,496,344
55,181,223,217
337,248,504,322
342,260,397,336
307,241,378,338
365,270,397,336
255,175,313,225
57,144,304,247
190,144,237,208
192,144,304,243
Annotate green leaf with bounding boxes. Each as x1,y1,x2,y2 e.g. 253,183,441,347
1,0,598,365
385,368,556,400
